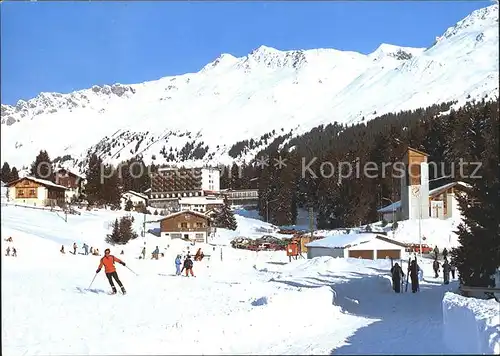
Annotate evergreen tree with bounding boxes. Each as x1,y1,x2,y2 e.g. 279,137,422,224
84,153,103,205
214,197,237,230
120,157,150,193
450,100,499,288
118,215,138,243
10,167,19,182
1,162,11,183
105,216,138,245
230,163,241,189
102,164,121,209
451,179,500,287
105,219,121,245
30,150,53,181
270,151,298,226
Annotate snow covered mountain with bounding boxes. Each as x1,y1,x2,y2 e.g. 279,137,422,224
1,4,498,172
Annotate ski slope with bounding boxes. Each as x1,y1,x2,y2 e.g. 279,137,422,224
1,205,498,355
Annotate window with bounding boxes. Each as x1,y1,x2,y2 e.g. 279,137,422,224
181,222,188,228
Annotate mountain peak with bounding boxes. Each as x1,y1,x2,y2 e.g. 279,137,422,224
440,4,498,41
202,53,238,71
241,45,307,70
368,43,425,61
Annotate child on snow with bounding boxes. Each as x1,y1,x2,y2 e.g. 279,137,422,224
175,255,182,275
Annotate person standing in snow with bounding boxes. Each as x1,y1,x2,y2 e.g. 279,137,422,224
410,260,419,293
152,246,159,260
183,255,194,277
12,248,17,257
83,243,89,255
433,259,441,278
60,245,65,254
450,262,456,279
442,259,451,285
433,246,439,260
73,242,77,255
141,247,146,260
175,255,182,276
96,248,127,295
390,262,405,293
442,248,448,260
5,246,10,256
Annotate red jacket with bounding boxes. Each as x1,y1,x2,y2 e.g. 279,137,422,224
98,255,123,273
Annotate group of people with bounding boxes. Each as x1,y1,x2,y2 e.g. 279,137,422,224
142,246,165,260
391,248,459,294
390,258,422,293
432,257,456,284
175,254,195,277
60,243,107,256
4,237,17,257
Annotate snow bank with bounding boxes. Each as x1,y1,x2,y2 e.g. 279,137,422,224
442,292,500,354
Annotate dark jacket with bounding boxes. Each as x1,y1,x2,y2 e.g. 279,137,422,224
410,261,418,279
184,258,193,269
443,262,451,274
433,260,440,271
391,264,404,280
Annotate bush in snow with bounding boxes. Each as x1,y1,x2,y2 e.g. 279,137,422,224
105,216,138,245
124,199,133,211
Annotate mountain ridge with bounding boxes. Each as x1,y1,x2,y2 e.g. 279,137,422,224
1,4,498,173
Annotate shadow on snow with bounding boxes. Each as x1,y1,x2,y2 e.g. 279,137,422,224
269,267,458,355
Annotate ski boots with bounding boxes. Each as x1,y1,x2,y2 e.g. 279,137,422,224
121,287,126,295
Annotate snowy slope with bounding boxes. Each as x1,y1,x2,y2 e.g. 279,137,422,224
1,5,498,172
2,205,499,355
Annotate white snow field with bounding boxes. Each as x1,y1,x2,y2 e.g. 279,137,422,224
2,205,499,355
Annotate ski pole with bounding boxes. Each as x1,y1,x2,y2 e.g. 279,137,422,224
88,273,97,290
126,265,138,276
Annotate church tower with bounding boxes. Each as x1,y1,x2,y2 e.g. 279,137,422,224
400,147,430,221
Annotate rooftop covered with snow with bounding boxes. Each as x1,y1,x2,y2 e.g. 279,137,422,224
306,232,384,249
378,181,472,213
5,176,68,190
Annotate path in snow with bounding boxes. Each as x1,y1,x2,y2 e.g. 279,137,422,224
270,264,457,355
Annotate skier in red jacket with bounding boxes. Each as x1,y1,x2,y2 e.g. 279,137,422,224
96,248,127,294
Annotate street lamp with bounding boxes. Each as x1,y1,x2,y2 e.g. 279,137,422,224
266,197,280,223
381,197,396,240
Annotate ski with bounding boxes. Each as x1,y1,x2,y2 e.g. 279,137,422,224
405,257,411,292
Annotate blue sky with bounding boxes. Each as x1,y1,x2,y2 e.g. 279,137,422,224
1,1,492,105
